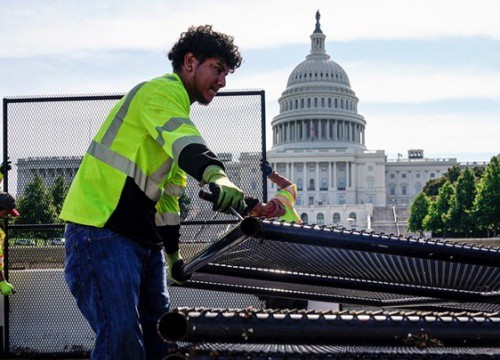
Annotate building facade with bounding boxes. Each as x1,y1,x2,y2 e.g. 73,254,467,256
265,11,462,229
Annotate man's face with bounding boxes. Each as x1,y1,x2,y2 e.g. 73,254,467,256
192,58,229,105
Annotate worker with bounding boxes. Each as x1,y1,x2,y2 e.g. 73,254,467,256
60,25,245,360
246,160,302,223
0,159,18,296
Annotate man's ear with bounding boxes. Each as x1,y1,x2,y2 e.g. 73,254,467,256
184,52,198,72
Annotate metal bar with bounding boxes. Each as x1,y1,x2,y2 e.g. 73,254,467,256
158,308,500,347
3,95,124,103
174,217,261,281
198,264,499,303
260,90,268,203
254,220,500,267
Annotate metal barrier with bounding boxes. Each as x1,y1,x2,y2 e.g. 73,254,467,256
2,90,266,356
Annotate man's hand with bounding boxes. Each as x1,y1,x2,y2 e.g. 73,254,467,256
0,280,15,296
166,251,191,285
203,165,244,214
260,160,273,177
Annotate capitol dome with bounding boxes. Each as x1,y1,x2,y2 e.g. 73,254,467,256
271,11,366,151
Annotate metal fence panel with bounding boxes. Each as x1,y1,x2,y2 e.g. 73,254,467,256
3,90,265,356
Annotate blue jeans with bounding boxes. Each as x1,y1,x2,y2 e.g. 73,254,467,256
64,223,173,360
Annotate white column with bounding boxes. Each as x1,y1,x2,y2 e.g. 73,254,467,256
332,161,336,189
315,161,319,191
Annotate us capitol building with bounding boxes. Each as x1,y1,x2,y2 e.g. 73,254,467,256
261,11,484,231
15,11,486,233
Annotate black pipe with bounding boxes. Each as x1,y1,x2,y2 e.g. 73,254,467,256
254,221,500,267
177,217,261,280
158,309,500,347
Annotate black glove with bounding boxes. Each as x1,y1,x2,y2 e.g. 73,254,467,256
0,158,11,174
260,159,273,177
166,252,191,285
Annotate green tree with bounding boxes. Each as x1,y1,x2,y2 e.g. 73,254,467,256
14,175,59,240
444,165,462,184
408,192,429,236
50,175,69,218
422,177,446,198
472,165,486,180
423,181,454,237
448,168,477,237
474,156,500,236
422,165,462,198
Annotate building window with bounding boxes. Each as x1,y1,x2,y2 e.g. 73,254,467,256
338,177,346,190
321,166,327,172
309,165,315,172
321,178,327,190
401,184,408,196
389,183,396,195
368,165,374,171
390,173,395,179
308,196,314,205
296,196,302,206
297,166,303,172
297,178,303,191
301,213,308,224
348,212,357,226
321,195,328,205
402,173,407,178
317,213,325,225
338,195,346,205
333,213,341,225
430,173,435,178
308,179,315,190
338,164,345,171
416,173,421,178
368,195,374,204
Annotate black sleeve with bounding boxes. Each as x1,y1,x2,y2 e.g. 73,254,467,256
158,225,181,255
178,143,225,181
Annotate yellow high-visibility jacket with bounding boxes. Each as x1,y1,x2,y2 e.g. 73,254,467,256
60,73,223,247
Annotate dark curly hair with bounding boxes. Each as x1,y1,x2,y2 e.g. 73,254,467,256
168,25,242,73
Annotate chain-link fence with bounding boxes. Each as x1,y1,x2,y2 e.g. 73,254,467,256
2,90,266,356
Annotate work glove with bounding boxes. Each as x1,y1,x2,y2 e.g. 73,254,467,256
260,160,273,177
0,280,15,296
203,165,245,214
0,158,11,174
166,251,191,285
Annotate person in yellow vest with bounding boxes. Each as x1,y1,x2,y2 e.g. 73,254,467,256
247,160,302,223
59,25,245,360
0,159,18,296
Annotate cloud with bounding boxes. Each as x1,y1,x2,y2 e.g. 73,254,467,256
346,61,500,103
365,112,500,160
2,0,500,57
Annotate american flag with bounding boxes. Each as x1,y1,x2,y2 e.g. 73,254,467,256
311,124,317,139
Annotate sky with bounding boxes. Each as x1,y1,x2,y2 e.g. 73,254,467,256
1,0,499,163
